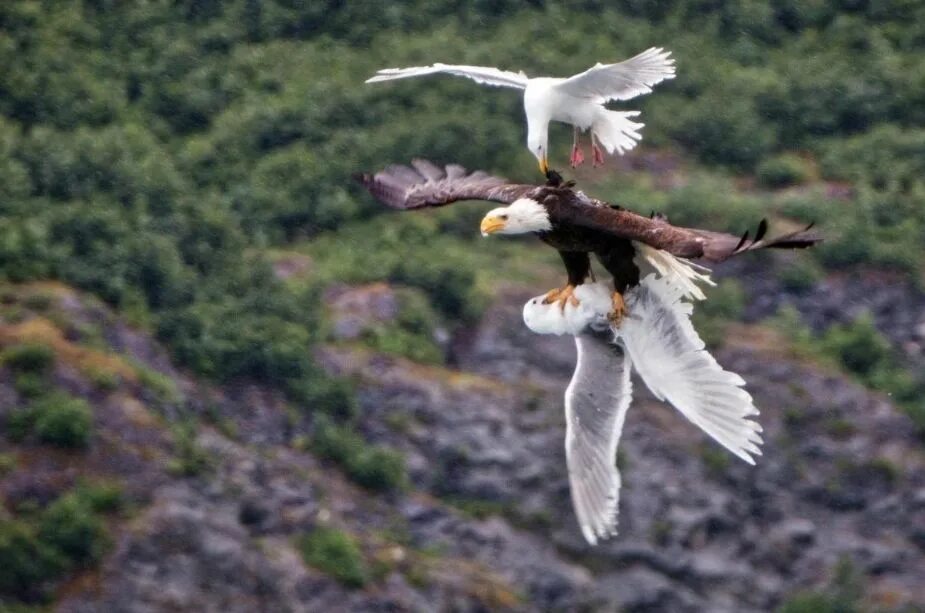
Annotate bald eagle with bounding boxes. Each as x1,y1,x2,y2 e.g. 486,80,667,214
355,160,821,326
366,48,675,174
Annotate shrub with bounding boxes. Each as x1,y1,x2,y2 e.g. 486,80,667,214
287,374,358,422
347,447,408,493
296,527,367,588
167,420,212,477
1,343,55,374
31,393,93,449
0,520,64,599
756,153,811,188
38,493,108,565
13,373,46,399
778,259,823,294
820,314,889,378
312,418,407,492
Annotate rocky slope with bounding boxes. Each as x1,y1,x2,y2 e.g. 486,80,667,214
1,270,924,612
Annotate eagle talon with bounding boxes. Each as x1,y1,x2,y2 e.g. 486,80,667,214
543,284,581,312
607,291,627,326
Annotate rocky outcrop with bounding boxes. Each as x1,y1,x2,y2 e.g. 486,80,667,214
3,279,923,612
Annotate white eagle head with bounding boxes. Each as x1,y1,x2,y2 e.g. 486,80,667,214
480,198,552,236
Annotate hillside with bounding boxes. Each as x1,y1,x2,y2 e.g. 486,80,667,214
1,2,924,611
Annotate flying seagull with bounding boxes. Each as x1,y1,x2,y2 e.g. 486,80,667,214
522,276,762,544
366,48,676,176
355,160,821,326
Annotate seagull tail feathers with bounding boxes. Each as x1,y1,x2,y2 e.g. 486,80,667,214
592,109,645,156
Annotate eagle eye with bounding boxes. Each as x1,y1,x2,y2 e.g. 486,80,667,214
500,214,508,220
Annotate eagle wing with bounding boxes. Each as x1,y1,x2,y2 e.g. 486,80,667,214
366,64,529,89
565,329,632,545
557,197,821,262
556,47,675,103
355,160,534,209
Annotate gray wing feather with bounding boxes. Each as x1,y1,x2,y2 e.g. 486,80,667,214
565,330,632,545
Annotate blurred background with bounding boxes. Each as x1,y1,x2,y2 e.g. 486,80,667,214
0,1,923,611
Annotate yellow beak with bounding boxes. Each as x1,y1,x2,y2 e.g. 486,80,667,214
538,155,549,175
480,216,506,236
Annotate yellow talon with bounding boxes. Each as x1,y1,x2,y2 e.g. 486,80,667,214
543,284,580,312
608,291,627,326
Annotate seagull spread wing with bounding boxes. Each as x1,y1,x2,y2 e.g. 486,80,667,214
556,47,675,103
565,330,632,545
366,63,529,89
618,274,763,464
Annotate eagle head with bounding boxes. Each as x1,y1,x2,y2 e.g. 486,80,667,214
480,198,552,236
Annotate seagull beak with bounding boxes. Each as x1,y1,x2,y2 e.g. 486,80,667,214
538,155,549,175
480,216,505,236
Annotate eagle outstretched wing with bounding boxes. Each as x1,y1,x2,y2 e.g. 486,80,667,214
555,199,822,262
354,160,534,209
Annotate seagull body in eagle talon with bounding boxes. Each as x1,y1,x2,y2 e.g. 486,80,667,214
366,47,676,175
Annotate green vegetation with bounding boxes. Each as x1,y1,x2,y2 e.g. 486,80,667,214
0,485,120,602
296,527,368,588
756,154,811,188
771,308,925,437
6,392,93,449
1,343,55,374
167,420,213,477
777,558,861,613
312,417,407,493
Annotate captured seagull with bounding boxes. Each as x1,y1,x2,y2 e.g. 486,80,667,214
366,47,675,176
523,275,763,544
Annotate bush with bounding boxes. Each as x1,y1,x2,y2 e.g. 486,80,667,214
38,493,108,565
777,258,823,294
287,374,358,422
296,527,367,588
312,418,407,493
1,343,55,374
820,313,890,378
756,153,811,188
31,393,93,449
0,520,64,599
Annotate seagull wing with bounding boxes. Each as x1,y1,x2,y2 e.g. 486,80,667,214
366,64,529,89
565,330,632,545
354,160,535,209
556,47,675,103
618,274,763,464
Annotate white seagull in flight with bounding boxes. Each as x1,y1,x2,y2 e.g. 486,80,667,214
366,47,675,175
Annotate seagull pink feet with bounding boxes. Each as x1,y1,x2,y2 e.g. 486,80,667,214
570,144,585,168
592,142,605,167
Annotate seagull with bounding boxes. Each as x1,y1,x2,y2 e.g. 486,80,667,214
523,277,764,544
366,47,675,176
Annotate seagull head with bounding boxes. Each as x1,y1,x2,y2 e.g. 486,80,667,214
527,137,548,175
480,198,552,236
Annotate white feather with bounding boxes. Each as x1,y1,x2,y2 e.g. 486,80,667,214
618,274,763,464
367,48,675,166
522,283,611,335
632,241,715,301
